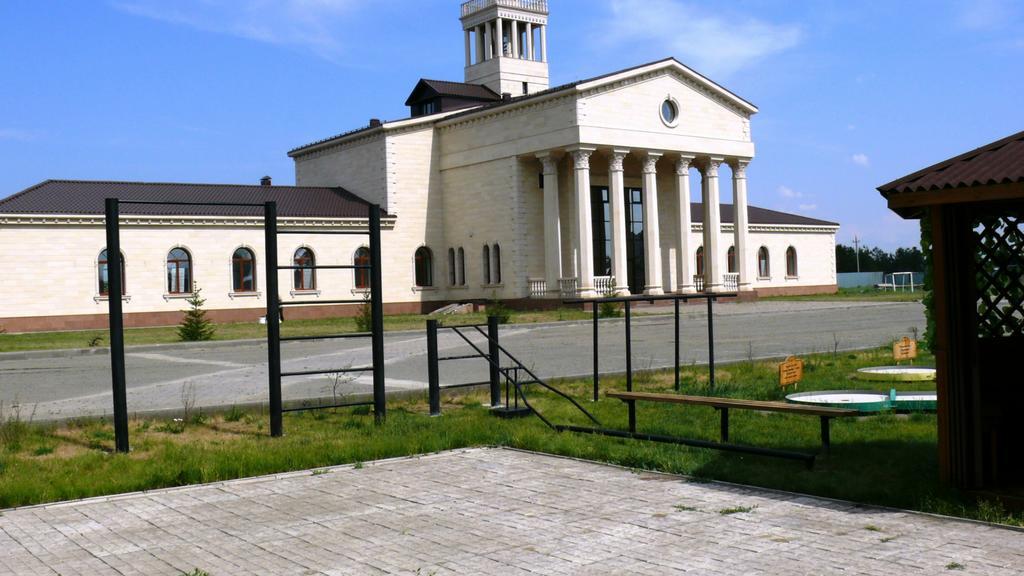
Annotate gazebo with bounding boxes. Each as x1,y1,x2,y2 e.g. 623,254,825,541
879,130,1024,496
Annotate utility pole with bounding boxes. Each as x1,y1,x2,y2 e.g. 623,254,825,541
853,236,861,273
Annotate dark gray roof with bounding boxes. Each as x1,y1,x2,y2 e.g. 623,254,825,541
693,203,837,227
878,129,1024,195
0,180,379,218
404,79,499,106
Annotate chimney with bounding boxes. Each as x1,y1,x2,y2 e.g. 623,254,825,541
369,118,383,128
260,175,272,186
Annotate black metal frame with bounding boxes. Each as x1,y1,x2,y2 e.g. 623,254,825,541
266,203,386,436
103,199,385,451
425,316,600,428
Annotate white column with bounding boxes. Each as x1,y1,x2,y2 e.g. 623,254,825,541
731,159,752,291
526,22,533,60
641,152,664,295
475,26,484,64
484,22,492,60
464,30,471,67
495,17,504,57
540,25,547,62
609,149,630,296
511,20,519,58
570,147,597,298
675,155,696,293
701,157,725,292
538,153,562,297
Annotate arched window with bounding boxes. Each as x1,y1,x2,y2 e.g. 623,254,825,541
492,244,501,284
354,247,370,289
448,248,456,286
758,247,770,278
98,249,125,296
166,248,192,294
695,246,705,276
294,247,316,290
232,248,256,292
786,246,798,277
727,246,736,274
483,245,491,284
415,247,433,287
457,247,466,286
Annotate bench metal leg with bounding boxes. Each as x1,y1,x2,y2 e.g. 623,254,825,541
719,407,729,442
627,400,636,434
820,416,831,454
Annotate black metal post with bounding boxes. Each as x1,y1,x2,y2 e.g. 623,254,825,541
488,315,501,407
369,205,386,423
820,416,831,454
706,296,715,392
674,298,680,392
719,408,729,442
592,301,599,402
625,300,634,432
426,319,440,417
264,201,283,437
104,198,129,453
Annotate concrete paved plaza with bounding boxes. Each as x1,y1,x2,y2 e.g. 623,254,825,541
2,448,1021,575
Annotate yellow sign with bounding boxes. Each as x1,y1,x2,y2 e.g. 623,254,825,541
893,337,918,362
779,356,804,388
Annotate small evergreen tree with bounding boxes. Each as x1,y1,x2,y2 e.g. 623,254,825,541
178,285,216,341
354,291,373,332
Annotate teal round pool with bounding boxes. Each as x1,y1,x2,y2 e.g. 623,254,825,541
786,390,937,413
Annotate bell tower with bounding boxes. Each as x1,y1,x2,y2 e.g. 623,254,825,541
460,0,550,96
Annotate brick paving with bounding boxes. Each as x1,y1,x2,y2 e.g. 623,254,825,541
2,448,1022,575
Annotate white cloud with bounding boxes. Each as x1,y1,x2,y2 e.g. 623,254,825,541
604,0,801,77
798,203,817,212
851,153,870,167
0,129,42,142
110,0,359,61
777,185,802,198
957,0,1017,30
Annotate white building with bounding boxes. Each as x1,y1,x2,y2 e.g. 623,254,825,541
0,0,837,333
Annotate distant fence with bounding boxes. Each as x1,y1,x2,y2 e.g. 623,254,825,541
838,271,925,289
837,272,884,288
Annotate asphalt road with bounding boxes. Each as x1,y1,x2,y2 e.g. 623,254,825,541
0,300,926,421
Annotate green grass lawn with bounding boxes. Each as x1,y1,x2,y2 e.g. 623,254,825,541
765,286,924,302
0,308,592,353
2,346,1019,527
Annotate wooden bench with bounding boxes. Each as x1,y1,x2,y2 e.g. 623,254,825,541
606,391,858,458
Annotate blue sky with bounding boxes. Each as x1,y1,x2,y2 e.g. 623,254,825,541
1,0,1022,250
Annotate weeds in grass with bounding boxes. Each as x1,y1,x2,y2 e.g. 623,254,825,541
155,419,186,434
182,569,211,576
673,504,699,512
945,562,965,570
718,505,757,515
864,525,881,532
87,335,104,348
353,461,364,469
325,369,357,410
33,445,54,456
181,382,197,423
0,402,35,452
224,406,244,423
598,301,622,318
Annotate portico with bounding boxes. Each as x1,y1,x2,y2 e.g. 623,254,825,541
532,146,754,298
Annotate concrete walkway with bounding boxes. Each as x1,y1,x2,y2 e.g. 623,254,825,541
1,448,1020,575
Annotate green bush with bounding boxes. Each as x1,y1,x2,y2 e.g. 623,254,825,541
487,300,512,324
354,292,373,332
598,301,622,318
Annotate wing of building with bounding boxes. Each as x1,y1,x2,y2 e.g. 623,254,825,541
0,0,838,332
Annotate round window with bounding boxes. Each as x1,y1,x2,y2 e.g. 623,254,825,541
661,98,679,127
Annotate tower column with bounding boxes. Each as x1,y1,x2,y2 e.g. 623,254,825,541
475,25,484,64
526,22,533,60
641,152,664,295
701,157,725,292
540,25,547,62
609,149,630,296
675,155,696,293
464,29,471,67
511,20,519,58
569,146,597,298
484,22,492,60
731,159,753,291
538,153,562,297
495,17,504,57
